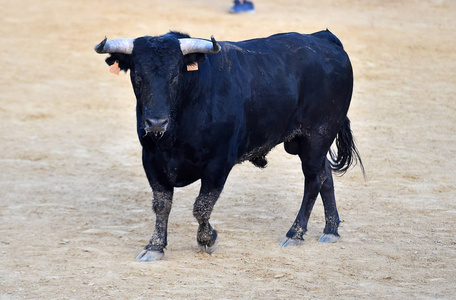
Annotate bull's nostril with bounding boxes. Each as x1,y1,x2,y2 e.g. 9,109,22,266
145,117,169,132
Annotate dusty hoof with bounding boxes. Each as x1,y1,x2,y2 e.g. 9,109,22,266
198,237,218,255
136,249,164,261
318,233,340,243
280,237,304,247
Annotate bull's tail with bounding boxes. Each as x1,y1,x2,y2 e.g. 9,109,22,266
329,117,365,177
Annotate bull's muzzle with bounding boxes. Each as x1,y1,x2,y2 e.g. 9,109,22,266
145,116,169,139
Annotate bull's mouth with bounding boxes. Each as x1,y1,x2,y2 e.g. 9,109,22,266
144,129,165,139
153,131,165,139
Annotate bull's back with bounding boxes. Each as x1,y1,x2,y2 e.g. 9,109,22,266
216,30,352,113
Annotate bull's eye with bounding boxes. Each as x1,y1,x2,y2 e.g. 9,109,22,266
134,74,143,87
171,75,178,87
131,72,143,96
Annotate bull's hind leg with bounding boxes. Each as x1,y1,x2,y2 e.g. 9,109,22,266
318,158,341,243
281,136,340,246
280,158,324,246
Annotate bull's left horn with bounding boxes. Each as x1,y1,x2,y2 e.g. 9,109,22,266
179,36,221,55
94,37,135,54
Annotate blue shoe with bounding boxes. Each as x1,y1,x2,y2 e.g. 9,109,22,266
229,0,255,14
242,1,255,13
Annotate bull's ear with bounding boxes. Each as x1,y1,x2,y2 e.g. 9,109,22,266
183,53,206,70
106,53,131,72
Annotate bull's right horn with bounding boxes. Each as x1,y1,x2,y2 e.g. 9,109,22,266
94,37,135,54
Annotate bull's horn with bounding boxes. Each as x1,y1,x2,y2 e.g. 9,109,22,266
179,36,221,55
94,37,135,54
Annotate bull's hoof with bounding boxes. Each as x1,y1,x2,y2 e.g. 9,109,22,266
136,249,164,261
198,236,218,254
280,237,304,247
318,233,340,243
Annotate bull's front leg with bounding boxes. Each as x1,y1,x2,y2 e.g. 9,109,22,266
193,166,230,254
193,190,221,254
136,189,173,261
136,149,174,261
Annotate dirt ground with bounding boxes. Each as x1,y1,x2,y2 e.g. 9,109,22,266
1,0,455,299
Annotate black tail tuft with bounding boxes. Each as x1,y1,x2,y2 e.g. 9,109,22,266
329,117,365,177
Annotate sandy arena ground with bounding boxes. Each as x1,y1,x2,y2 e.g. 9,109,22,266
1,0,455,299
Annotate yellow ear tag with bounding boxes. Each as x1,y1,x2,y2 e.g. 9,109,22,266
187,62,198,71
109,61,121,75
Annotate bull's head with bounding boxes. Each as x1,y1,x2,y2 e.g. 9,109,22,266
94,32,221,141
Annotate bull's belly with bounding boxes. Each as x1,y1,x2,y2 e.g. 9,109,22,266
236,116,299,164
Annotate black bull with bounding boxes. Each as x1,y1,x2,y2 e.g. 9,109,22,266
95,30,363,261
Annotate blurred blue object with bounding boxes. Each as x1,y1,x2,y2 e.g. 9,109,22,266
229,0,255,14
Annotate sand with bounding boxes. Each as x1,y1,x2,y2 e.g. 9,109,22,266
1,0,455,298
